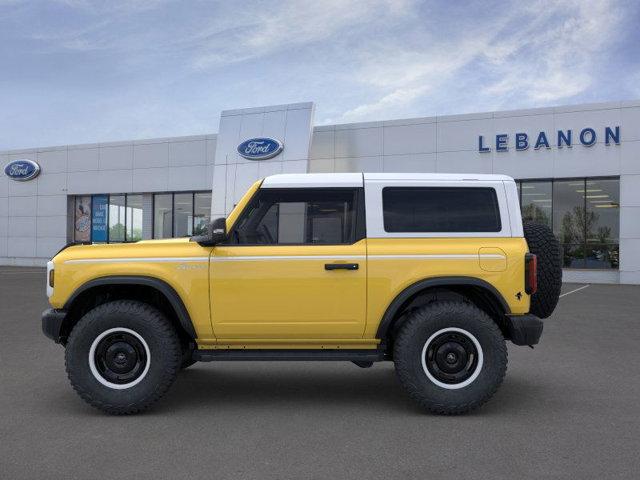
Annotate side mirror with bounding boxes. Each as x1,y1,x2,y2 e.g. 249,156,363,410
191,217,227,246
209,217,227,244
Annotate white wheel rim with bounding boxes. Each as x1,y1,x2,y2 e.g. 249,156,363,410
421,327,484,390
88,327,151,390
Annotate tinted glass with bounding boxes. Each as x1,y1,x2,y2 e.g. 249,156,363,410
553,180,586,268
126,194,143,242
232,189,356,245
561,244,586,269
194,192,212,236
585,179,619,244
382,187,501,233
154,194,172,239
520,181,552,227
585,178,619,269
108,195,126,242
535,177,621,270
584,243,619,269
553,180,586,244
174,193,193,237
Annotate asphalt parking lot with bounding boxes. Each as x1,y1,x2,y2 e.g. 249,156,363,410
1,267,639,479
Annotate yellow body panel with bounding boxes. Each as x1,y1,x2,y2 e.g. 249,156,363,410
49,239,216,341
364,237,529,338
209,240,367,340
48,182,263,343
49,180,530,350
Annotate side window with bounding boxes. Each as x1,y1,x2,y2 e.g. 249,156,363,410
230,189,358,245
382,187,501,233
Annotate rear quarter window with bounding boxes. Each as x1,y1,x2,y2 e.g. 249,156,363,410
382,187,501,233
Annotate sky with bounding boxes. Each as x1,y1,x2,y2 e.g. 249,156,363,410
1,0,639,150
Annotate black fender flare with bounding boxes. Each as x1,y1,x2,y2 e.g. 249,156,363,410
64,276,197,339
375,276,511,340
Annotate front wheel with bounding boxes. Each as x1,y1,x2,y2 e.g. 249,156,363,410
394,301,507,415
65,300,182,414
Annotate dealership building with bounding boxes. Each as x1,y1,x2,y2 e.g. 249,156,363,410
2,100,639,284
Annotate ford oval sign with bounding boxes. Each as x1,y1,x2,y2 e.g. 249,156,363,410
4,159,41,181
237,138,283,160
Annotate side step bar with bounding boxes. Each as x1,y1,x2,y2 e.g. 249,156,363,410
193,349,386,362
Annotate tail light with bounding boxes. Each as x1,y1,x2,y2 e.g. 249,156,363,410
525,253,537,295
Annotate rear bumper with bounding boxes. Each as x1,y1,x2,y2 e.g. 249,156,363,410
506,314,543,346
41,308,68,344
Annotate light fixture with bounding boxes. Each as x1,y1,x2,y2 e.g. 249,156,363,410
585,195,609,199
575,189,603,193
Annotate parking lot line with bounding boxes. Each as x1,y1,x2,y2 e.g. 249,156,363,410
559,284,590,298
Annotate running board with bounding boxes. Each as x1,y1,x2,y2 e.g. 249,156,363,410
193,349,385,362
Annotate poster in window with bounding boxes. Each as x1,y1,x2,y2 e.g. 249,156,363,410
74,196,91,242
91,195,108,242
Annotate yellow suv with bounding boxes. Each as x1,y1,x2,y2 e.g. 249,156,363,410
42,173,562,415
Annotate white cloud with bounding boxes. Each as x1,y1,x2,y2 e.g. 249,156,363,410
333,0,625,122
481,0,621,105
191,0,415,69
0,0,634,149
339,85,429,122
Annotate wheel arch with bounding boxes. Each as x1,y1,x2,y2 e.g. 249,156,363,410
376,276,511,343
62,276,196,343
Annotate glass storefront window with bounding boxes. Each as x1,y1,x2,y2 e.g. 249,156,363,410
108,195,126,243
553,179,586,246
73,191,211,243
585,178,619,269
174,193,193,237
585,179,619,244
152,192,212,239
194,192,212,235
520,181,552,228
154,194,173,239
584,244,619,269
517,177,620,270
126,194,143,242
74,196,92,242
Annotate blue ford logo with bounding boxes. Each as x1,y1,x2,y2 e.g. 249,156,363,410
237,137,283,160
4,159,41,181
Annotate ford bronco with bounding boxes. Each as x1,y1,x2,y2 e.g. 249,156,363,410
42,173,562,414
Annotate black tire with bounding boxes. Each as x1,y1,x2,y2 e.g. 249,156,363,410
65,300,181,415
523,222,562,319
394,301,507,415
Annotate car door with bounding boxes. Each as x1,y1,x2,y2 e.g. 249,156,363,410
210,187,367,339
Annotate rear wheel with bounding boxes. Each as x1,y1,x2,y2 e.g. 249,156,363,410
394,301,507,415
65,300,181,414
523,222,562,318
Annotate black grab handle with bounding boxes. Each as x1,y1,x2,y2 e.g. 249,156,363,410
325,263,359,271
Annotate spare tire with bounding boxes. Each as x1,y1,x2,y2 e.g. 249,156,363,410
523,222,562,319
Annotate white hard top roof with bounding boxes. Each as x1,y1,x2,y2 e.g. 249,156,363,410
261,172,514,188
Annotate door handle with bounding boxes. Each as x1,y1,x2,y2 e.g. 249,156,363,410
325,263,359,271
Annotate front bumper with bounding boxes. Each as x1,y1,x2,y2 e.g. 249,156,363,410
41,308,68,344
506,314,543,346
